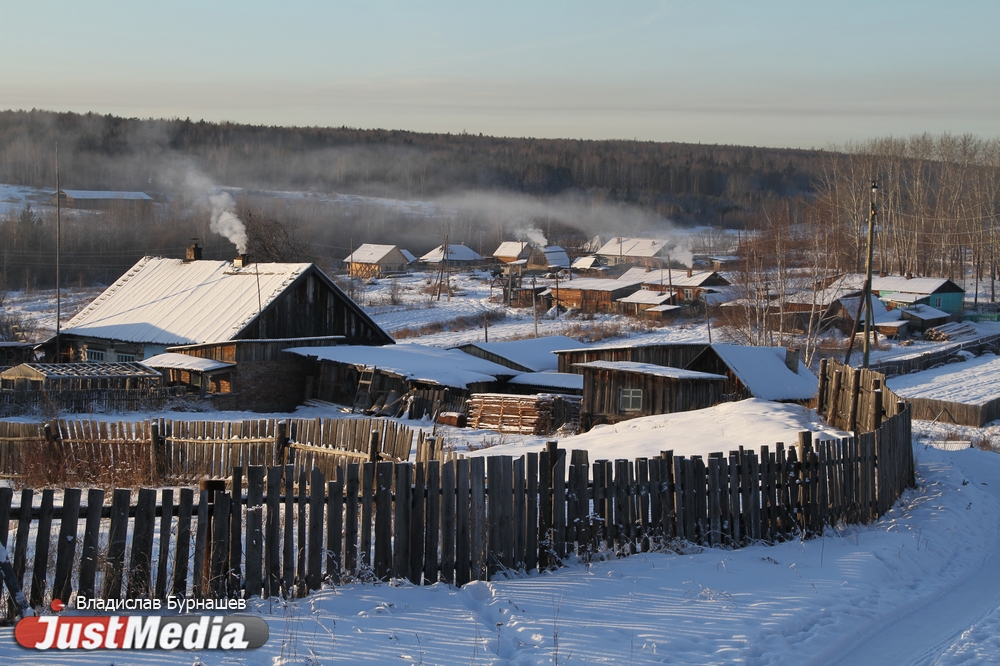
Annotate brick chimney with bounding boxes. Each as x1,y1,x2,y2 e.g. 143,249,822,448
687,268,693,277
184,241,202,262
784,347,800,374
233,253,251,268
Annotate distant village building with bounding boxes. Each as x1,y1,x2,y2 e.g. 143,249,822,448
826,274,965,316
344,244,415,278
50,189,154,218
619,267,730,303
493,241,534,264
420,244,483,264
575,360,726,429
555,342,710,374
546,277,644,313
596,237,673,267
452,336,586,373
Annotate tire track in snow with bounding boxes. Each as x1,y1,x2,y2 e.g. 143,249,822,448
813,451,1000,666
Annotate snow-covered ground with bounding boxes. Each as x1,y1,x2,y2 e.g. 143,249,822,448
9,267,1000,663
1,416,999,664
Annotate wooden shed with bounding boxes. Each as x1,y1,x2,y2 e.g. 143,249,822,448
686,344,818,402
547,277,644,313
575,360,726,430
0,362,162,392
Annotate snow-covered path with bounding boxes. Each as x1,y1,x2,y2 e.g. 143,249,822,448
817,448,1000,666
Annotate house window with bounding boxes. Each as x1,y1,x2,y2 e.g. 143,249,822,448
684,289,694,301
85,349,105,362
933,296,942,308
620,388,643,412
117,353,136,363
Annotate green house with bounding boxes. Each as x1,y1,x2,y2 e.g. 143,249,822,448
872,276,964,316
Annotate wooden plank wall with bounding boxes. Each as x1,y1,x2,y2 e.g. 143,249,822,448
0,407,913,621
817,359,906,433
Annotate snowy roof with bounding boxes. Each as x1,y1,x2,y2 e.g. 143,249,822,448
887,353,1000,406
556,277,645,292
881,292,923,304
647,304,683,313
508,371,584,391
1,362,160,379
706,345,818,401
617,289,673,305
785,284,863,307
60,190,153,201
576,360,727,381
141,352,236,373
400,248,417,263
493,241,532,259
618,267,726,288
345,244,407,264
62,257,313,346
455,336,586,372
420,244,483,263
596,237,669,258
543,246,570,268
287,343,515,388
837,296,891,321
828,273,963,296
901,304,950,320
572,255,603,269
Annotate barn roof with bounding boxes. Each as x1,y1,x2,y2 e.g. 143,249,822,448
60,190,153,201
703,344,817,401
1,362,160,380
344,244,407,264
576,360,726,381
454,336,586,372
493,241,532,258
596,237,669,258
287,343,516,389
571,255,603,269
618,267,727,288
61,257,315,346
617,289,673,305
508,371,584,391
553,277,645,292
543,246,570,268
901,304,950,320
420,244,483,263
828,273,963,296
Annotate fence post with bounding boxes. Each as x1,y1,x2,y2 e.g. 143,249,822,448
369,430,381,464
151,422,165,483
276,421,288,465
827,369,842,426
872,379,883,430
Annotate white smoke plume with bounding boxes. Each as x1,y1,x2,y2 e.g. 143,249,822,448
208,191,248,253
516,226,547,247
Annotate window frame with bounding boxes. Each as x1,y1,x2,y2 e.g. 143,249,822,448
619,387,643,412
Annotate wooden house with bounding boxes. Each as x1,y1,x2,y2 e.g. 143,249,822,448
575,360,726,430
493,241,534,264
546,277,644,313
419,244,483,264
344,244,415,278
900,304,951,333
596,237,672,267
141,352,236,397
826,273,966,316
39,254,392,363
0,342,36,368
555,342,709,374
686,344,818,402
619,267,730,303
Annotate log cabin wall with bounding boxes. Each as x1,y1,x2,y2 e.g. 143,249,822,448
580,367,724,430
557,343,709,374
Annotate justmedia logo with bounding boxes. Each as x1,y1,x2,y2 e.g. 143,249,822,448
15,613,269,650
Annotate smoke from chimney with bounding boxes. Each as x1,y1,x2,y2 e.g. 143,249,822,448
209,192,248,253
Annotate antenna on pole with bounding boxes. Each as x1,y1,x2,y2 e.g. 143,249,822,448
55,142,61,362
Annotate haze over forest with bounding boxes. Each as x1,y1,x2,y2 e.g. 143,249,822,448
2,109,1000,297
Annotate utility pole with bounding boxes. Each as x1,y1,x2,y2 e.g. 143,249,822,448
531,277,538,337
55,142,61,361
863,180,878,369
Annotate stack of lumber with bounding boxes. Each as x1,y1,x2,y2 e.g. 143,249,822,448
926,321,977,341
467,393,557,435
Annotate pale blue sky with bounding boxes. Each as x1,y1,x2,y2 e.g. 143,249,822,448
1,1,997,148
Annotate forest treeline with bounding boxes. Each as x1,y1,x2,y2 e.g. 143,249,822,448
0,109,814,223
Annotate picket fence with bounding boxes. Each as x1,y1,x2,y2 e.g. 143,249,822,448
0,406,913,621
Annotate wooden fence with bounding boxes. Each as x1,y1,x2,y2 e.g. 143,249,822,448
0,406,913,621
0,417,424,485
867,331,1000,377
817,359,907,433
0,387,183,418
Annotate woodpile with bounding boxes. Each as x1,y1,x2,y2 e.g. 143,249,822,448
468,393,579,435
925,321,977,341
